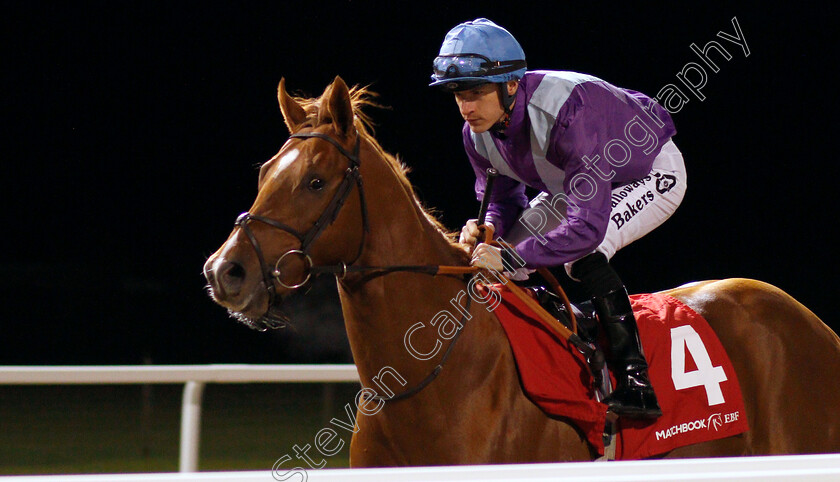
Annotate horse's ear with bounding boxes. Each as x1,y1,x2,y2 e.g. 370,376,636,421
321,76,354,137
277,78,307,133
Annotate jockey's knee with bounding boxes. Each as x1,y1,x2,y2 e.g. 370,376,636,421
569,252,625,298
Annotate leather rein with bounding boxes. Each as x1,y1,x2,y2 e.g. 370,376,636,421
233,128,477,403
233,128,585,403
235,129,477,312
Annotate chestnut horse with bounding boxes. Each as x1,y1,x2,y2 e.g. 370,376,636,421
204,76,840,465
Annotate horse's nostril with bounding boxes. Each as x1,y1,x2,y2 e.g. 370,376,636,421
226,261,245,281
214,259,247,298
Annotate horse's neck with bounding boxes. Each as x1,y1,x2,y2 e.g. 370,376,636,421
338,160,472,387
351,144,466,273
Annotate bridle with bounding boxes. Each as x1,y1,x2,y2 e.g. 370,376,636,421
228,126,585,404
234,129,369,324
234,127,478,325
230,127,482,403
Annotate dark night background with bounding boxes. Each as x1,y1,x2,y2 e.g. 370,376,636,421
2,2,837,366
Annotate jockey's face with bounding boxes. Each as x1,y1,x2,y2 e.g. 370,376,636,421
454,81,517,133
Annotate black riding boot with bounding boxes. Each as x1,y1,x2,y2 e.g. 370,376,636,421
571,253,662,419
592,289,662,418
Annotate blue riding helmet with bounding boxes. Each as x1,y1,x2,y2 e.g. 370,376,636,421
430,18,527,91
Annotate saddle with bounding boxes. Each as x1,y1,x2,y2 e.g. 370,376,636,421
484,284,750,459
524,284,615,404
527,285,600,343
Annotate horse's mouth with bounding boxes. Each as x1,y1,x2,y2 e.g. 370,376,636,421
205,283,291,332
228,304,290,331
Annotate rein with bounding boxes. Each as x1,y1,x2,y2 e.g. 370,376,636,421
233,128,586,403
235,128,479,315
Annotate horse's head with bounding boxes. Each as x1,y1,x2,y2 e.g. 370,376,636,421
204,76,369,330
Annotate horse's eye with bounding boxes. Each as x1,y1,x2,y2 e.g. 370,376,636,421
308,178,325,191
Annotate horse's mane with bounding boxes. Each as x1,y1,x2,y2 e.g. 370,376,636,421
292,85,469,262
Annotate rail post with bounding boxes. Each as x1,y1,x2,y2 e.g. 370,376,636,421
179,381,206,472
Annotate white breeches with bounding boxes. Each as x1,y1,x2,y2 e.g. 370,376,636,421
503,139,687,276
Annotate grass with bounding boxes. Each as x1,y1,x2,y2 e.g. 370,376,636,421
0,383,359,475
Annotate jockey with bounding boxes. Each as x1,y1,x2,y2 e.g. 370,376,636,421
431,18,687,419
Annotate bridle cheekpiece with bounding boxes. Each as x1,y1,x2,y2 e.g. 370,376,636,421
233,129,369,329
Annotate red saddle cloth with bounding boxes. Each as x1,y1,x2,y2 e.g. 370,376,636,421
480,283,749,459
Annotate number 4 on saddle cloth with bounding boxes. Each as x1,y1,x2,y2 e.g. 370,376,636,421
477,283,749,460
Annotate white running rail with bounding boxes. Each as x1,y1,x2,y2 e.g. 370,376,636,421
0,364,360,472
1,454,839,481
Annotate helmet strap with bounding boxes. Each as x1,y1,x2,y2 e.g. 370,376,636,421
498,83,517,112
491,83,516,134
